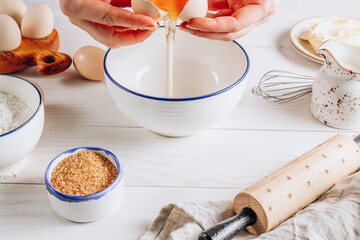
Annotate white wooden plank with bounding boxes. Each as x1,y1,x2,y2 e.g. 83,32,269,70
215,47,322,131
2,127,357,187
0,184,240,240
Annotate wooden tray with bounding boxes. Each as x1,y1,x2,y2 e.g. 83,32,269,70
0,29,72,75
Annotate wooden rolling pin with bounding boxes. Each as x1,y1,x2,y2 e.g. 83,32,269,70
199,134,360,240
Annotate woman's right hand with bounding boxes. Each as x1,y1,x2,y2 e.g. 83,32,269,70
60,0,158,48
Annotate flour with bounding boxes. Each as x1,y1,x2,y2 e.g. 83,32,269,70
0,156,27,181
0,91,33,135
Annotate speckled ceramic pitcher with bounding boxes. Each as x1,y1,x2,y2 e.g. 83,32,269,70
311,40,360,129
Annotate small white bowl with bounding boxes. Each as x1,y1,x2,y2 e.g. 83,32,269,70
0,74,44,169
45,147,124,223
105,28,250,137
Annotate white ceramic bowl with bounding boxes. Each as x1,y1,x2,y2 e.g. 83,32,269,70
45,147,124,222
0,74,44,169
105,28,250,137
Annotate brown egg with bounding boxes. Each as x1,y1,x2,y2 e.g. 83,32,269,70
73,46,106,81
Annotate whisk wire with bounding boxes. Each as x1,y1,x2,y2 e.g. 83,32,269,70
252,70,315,103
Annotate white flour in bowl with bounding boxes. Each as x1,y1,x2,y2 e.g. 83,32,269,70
0,91,33,135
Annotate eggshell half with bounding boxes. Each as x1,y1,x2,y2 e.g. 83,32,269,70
0,14,21,52
21,3,54,39
131,0,168,21
73,46,106,81
179,0,208,22
0,0,27,25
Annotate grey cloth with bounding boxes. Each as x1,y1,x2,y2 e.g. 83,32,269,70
140,172,360,240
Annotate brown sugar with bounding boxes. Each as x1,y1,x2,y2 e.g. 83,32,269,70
51,150,118,196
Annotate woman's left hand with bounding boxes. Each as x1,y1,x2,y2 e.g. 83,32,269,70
180,0,279,41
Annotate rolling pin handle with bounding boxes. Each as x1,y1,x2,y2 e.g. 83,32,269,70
353,134,360,147
198,208,257,240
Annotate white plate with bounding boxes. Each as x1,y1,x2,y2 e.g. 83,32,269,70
289,15,356,63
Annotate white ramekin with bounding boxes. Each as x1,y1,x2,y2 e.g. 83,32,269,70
45,147,124,222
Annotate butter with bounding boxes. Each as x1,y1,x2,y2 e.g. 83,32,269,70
301,19,360,53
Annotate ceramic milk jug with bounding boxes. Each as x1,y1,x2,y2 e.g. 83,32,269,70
311,40,360,129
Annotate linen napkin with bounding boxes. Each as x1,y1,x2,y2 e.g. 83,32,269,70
140,171,360,240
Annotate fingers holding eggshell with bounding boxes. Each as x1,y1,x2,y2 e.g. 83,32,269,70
186,16,240,33
178,0,208,22
205,9,233,19
180,26,248,41
182,1,276,40
61,0,157,30
179,24,234,41
230,2,276,30
180,14,270,41
131,0,208,22
69,17,155,48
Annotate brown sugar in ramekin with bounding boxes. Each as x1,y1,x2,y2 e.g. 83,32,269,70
50,150,118,196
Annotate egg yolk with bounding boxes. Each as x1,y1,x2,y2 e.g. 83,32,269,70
150,0,188,19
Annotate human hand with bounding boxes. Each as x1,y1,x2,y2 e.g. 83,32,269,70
60,0,158,48
180,0,279,41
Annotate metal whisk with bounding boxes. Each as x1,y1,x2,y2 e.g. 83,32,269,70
252,70,315,103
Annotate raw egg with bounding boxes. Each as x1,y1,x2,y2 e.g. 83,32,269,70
0,14,21,52
150,0,188,19
131,0,208,98
132,0,207,21
21,3,54,39
73,46,106,81
0,0,27,25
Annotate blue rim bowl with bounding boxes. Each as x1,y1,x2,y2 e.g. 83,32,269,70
0,74,43,138
45,147,123,203
104,40,250,102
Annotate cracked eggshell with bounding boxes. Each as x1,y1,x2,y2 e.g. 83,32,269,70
0,0,27,25
0,14,21,52
131,0,168,21
178,0,208,22
21,3,54,39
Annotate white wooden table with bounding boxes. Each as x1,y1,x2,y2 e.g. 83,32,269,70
1,0,359,239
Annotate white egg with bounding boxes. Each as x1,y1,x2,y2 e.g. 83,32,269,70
0,0,27,25
0,14,21,52
131,0,207,22
21,3,54,39
73,46,106,81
